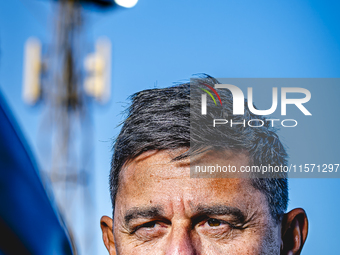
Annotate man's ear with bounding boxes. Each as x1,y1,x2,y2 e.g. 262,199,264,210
100,216,117,255
281,208,308,255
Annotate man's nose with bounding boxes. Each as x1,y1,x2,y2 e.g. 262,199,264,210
166,225,197,255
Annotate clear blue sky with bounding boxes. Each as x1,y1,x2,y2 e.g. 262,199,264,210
1,0,340,254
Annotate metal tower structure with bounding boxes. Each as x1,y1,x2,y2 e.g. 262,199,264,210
48,1,92,254
22,0,138,253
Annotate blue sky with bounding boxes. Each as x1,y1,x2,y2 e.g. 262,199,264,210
1,0,340,254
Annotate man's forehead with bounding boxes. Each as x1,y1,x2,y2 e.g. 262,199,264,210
114,149,270,224
116,149,256,207
120,150,189,181
120,148,250,180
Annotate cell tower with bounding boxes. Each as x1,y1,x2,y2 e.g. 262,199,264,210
22,0,138,254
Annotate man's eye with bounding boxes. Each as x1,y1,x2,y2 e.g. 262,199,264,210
132,221,167,240
197,218,235,238
207,218,222,227
140,221,157,229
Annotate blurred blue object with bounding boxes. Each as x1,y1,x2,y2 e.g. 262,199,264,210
0,91,74,255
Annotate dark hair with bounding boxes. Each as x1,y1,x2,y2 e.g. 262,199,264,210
110,75,288,223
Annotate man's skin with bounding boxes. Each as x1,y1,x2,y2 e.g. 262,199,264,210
101,149,308,254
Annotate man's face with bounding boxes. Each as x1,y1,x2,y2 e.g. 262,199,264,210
107,149,281,254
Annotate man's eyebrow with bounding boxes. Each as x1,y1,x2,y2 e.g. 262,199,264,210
124,206,164,225
193,204,245,222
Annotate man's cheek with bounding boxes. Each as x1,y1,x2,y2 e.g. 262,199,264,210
114,234,168,255
197,229,266,255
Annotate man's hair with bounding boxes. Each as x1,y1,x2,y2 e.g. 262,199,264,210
110,75,288,223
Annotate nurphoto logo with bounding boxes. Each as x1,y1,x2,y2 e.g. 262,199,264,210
200,84,312,128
